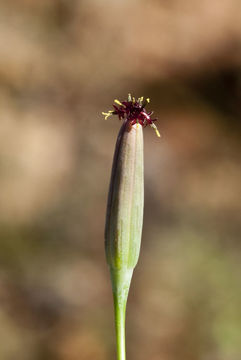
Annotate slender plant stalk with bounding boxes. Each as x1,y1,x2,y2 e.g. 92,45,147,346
112,269,133,360
103,94,160,360
114,299,126,360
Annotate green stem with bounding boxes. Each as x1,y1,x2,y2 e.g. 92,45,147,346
110,268,133,360
113,293,127,360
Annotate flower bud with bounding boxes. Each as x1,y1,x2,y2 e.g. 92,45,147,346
105,120,144,271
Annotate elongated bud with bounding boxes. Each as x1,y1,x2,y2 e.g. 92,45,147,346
105,120,144,271
103,95,159,360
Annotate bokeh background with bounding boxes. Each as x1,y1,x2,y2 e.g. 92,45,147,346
0,0,241,359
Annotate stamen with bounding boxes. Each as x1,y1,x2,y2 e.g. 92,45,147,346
146,98,150,103
114,99,123,106
150,123,161,137
102,111,113,120
137,96,144,104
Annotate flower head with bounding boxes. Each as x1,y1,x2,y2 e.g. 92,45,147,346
102,94,160,137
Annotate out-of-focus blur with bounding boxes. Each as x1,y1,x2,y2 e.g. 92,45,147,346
0,0,240,359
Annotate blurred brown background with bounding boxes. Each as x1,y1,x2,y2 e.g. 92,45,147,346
0,0,241,359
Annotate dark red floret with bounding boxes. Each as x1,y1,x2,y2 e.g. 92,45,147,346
112,97,157,128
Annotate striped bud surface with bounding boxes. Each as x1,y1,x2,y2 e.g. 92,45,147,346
105,120,144,271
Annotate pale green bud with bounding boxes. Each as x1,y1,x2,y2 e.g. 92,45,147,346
105,120,144,271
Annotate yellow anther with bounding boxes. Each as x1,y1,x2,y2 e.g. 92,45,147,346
132,97,135,103
155,129,161,137
102,111,113,120
146,98,150,103
151,124,161,138
114,99,123,106
128,93,132,102
140,96,144,102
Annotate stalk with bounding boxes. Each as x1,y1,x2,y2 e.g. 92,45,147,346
111,269,133,360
